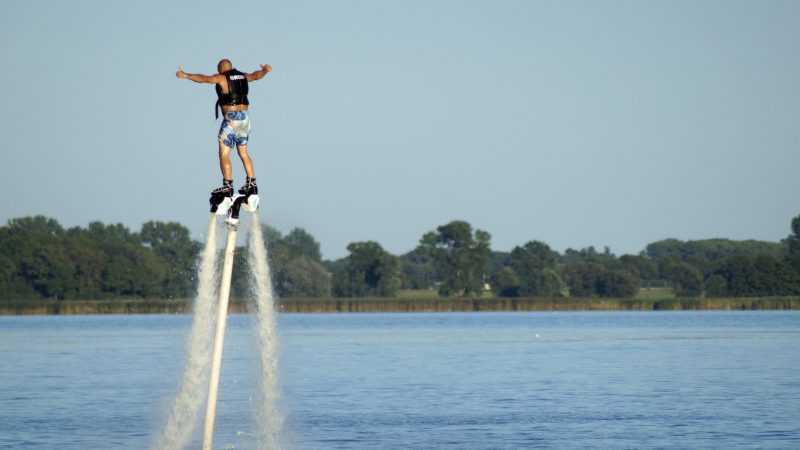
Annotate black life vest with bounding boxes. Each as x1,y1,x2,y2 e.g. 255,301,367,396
215,69,249,118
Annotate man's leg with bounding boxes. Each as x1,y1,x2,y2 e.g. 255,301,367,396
219,141,234,180
236,144,255,178
210,140,235,196
236,144,258,195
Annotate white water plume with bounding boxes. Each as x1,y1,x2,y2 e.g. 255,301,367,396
152,215,220,450
247,216,284,450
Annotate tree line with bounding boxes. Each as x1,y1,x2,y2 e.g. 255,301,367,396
1,214,799,301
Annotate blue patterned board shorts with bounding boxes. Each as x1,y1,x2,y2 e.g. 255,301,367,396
218,111,251,147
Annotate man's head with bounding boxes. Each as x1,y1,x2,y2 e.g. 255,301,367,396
217,59,232,73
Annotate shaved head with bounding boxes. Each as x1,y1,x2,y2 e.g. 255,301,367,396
217,58,232,73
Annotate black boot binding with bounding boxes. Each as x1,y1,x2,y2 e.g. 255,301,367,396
238,177,258,196
211,179,234,197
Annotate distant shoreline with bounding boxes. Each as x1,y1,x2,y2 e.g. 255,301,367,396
1,296,798,315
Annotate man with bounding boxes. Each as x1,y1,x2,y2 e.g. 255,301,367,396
176,59,272,197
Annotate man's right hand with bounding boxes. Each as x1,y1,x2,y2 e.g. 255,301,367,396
260,64,272,73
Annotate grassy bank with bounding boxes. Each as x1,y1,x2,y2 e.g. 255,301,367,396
1,296,799,315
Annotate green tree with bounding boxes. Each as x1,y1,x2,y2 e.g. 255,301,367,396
486,251,511,282
7,216,64,236
540,268,568,297
786,214,800,273
563,263,605,297
562,246,620,269
661,260,703,297
18,244,75,299
0,216,177,300
619,254,659,281
62,228,107,299
0,254,14,297
262,226,290,281
704,274,728,297
140,221,201,298
283,227,322,262
647,238,784,277
562,263,639,298
399,248,438,290
714,254,800,297
596,269,639,298
253,225,333,298
2,216,75,299
262,225,285,255
492,266,520,297
280,256,331,297
332,241,400,297
509,240,560,296
418,220,491,297
86,222,166,298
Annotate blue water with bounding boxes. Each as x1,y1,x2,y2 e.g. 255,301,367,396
0,312,799,449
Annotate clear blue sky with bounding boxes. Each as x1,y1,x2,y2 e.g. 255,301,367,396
1,0,798,259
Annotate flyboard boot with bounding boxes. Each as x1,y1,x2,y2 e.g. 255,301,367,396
209,180,235,216
238,177,258,196
226,177,260,227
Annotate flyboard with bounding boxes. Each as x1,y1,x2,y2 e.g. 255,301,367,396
202,190,259,450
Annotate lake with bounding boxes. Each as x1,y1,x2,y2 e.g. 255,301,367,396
1,311,799,449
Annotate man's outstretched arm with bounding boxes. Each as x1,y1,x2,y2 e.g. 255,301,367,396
246,64,272,82
176,66,221,84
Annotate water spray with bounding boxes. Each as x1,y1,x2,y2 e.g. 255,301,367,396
154,193,280,450
152,214,219,450
247,216,283,449
201,219,238,450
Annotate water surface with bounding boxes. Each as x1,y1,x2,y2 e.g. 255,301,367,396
0,312,798,449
